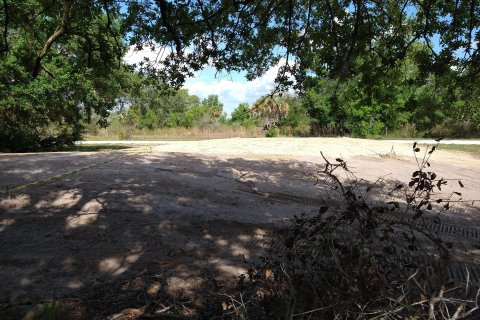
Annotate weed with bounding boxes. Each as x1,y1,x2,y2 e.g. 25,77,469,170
27,300,75,320
265,128,279,138
225,142,479,319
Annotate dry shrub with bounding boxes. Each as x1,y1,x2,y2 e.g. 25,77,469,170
224,142,479,319
430,121,480,139
87,125,264,140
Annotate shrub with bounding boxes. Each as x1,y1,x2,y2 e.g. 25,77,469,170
224,142,478,319
0,121,83,152
265,127,279,137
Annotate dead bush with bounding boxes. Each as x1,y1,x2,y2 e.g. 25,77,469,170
223,142,479,319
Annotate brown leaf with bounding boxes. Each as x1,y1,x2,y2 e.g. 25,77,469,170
256,289,266,298
419,293,428,302
222,301,231,311
264,268,273,280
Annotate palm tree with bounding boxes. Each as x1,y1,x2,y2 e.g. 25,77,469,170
251,96,289,130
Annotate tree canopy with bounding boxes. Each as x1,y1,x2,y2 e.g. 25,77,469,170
0,0,126,150
2,1,479,87
125,0,479,89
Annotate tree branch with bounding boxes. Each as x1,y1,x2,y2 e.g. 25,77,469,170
1,0,8,54
467,0,475,54
196,0,217,53
32,0,70,78
157,0,182,54
341,0,362,78
41,65,56,78
325,0,339,54
102,0,123,66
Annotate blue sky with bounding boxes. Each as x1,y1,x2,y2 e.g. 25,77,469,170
124,46,282,116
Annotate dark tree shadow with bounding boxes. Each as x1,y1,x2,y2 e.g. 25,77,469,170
0,151,478,319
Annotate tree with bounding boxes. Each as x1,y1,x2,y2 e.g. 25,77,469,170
0,0,126,150
230,103,251,123
230,102,259,129
201,95,225,119
252,96,289,130
300,40,477,138
276,94,311,136
120,0,479,91
5,1,471,91
126,76,201,129
302,79,340,135
118,107,139,139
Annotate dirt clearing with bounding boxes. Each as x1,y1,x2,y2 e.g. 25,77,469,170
1,138,479,318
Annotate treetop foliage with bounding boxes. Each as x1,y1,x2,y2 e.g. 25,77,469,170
123,0,479,90
0,0,128,150
2,1,479,88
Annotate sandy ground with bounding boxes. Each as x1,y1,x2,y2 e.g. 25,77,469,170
1,138,479,318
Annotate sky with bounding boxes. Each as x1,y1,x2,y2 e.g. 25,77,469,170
124,46,282,116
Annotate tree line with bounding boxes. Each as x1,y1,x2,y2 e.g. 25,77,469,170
100,41,479,140
1,1,479,150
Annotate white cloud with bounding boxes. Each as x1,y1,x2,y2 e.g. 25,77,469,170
185,61,292,116
124,44,198,67
124,44,173,67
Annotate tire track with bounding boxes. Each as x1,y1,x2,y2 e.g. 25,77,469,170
0,149,151,196
239,191,480,285
249,190,480,241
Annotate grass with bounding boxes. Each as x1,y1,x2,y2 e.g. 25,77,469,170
31,300,75,320
434,144,480,154
85,126,264,141
68,144,135,152
84,135,206,141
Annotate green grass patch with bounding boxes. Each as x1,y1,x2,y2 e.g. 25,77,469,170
417,143,480,155
435,144,480,154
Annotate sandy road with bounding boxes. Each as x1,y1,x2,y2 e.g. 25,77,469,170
1,138,479,318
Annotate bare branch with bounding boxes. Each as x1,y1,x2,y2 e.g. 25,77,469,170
156,0,182,54
41,65,56,78
32,0,70,78
1,0,8,54
102,0,123,65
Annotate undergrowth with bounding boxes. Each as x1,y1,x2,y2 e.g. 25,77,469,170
223,142,479,319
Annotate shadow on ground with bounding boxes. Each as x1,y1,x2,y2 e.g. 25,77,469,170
0,151,478,319
0,152,327,319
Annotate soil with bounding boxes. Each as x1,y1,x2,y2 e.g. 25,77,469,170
1,137,479,319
